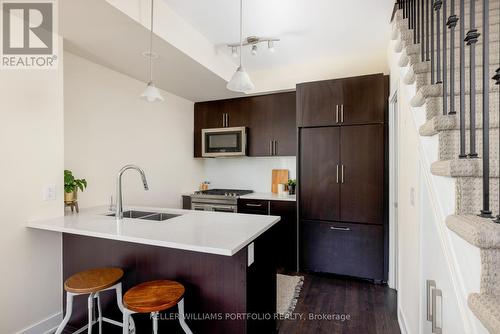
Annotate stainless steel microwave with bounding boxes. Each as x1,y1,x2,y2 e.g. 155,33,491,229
201,127,247,158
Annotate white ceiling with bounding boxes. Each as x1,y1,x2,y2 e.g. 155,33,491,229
162,0,394,71
62,0,393,102
62,0,242,102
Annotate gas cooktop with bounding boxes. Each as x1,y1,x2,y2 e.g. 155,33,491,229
192,189,253,197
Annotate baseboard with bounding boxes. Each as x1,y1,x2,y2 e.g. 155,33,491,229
398,306,409,334
16,312,62,334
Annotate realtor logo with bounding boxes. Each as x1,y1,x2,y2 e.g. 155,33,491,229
1,0,58,69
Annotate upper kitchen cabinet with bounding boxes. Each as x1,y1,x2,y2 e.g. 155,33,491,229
341,74,386,125
194,92,296,158
297,74,387,127
296,79,342,127
271,92,297,156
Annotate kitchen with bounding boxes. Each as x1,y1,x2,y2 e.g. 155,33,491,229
0,0,399,334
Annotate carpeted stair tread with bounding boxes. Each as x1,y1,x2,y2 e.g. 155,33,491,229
431,159,500,177
468,293,500,334
446,215,500,248
438,128,499,161
425,91,500,121
419,115,500,136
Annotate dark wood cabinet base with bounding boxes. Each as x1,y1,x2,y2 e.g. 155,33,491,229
62,233,277,334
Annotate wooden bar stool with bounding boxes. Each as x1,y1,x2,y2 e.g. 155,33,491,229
55,267,134,334
123,280,193,334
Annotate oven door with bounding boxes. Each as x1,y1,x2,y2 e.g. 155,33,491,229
191,202,237,213
202,127,247,158
210,205,238,213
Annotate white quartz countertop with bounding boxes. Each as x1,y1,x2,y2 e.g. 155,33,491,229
240,192,296,202
27,206,280,256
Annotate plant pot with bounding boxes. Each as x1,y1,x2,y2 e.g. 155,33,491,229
288,185,296,195
64,190,77,203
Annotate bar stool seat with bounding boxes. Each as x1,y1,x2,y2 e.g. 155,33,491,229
65,267,124,293
55,267,134,334
122,280,193,334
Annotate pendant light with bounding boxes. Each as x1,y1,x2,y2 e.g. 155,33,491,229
141,0,164,102
227,0,254,92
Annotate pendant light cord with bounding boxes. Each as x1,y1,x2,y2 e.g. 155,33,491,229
239,0,242,67
149,0,154,83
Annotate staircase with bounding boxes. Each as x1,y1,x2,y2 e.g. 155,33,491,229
392,1,500,333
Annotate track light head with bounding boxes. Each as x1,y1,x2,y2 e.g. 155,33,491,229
251,44,258,56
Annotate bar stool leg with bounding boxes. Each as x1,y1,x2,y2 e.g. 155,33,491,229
151,312,159,334
55,293,74,334
95,293,103,334
116,283,135,333
87,293,94,334
122,310,131,334
177,298,193,334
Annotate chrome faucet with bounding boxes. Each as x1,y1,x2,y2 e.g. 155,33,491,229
115,164,149,221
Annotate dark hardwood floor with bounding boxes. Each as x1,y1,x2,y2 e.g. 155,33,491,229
64,273,400,334
278,274,400,334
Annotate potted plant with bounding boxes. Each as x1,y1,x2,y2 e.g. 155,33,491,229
64,170,87,203
288,179,296,195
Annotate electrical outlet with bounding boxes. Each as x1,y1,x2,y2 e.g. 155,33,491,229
43,184,56,201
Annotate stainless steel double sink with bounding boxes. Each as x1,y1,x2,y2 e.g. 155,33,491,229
108,210,180,221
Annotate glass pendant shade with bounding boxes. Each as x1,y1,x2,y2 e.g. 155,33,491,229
141,82,164,102
226,66,254,92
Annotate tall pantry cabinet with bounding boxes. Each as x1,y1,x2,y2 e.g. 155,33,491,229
297,74,389,281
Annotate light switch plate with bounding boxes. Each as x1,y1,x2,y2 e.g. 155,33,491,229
247,242,254,267
43,184,56,201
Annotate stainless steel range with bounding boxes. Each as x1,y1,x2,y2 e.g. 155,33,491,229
190,189,253,213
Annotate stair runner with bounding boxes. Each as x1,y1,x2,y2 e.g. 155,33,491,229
392,1,500,332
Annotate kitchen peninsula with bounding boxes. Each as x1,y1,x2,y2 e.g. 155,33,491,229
28,206,280,333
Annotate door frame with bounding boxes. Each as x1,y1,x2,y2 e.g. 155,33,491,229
388,90,399,290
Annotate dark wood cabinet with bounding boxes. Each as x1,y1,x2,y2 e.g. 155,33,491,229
341,75,385,125
194,92,296,157
297,79,342,127
300,220,384,280
340,124,384,224
271,92,297,156
238,199,297,272
299,127,340,222
297,74,386,127
297,74,388,281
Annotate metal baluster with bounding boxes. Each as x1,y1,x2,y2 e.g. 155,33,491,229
414,0,417,41
435,0,443,83
442,0,448,115
431,0,435,83
421,0,426,60
465,0,480,157
426,0,431,60
447,1,458,115
494,67,500,222
480,0,491,217
417,0,421,45
459,0,467,157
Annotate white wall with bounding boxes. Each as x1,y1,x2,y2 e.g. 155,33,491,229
0,46,64,334
64,52,204,209
202,157,296,192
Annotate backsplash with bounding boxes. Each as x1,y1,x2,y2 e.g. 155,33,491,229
201,157,296,193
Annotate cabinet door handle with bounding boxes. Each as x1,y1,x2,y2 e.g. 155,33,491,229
269,140,273,156
335,105,339,123
340,105,344,123
226,113,229,127
341,165,345,184
431,288,442,334
222,114,225,127
426,280,436,321
246,203,263,207
330,227,351,231
273,140,277,156
336,164,339,184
